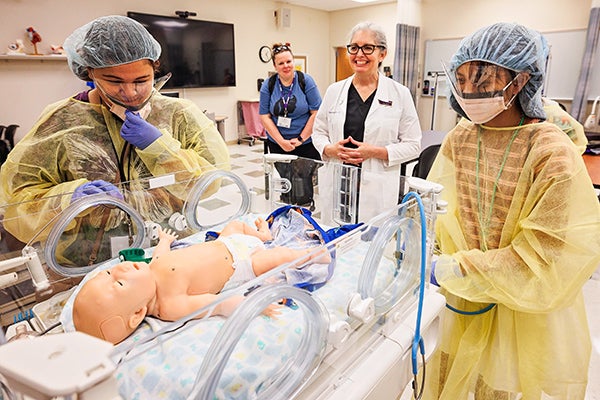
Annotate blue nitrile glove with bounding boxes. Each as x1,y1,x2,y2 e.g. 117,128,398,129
120,109,162,149
71,180,124,203
430,260,439,287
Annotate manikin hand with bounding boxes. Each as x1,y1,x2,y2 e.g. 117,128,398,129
120,109,162,149
152,227,180,258
157,226,179,244
71,180,124,203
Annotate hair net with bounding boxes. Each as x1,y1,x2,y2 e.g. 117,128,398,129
447,22,547,120
64,15,161,81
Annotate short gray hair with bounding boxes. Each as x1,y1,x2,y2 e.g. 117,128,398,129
347,21,387,49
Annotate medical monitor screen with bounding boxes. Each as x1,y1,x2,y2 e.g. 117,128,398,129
127,11,236,88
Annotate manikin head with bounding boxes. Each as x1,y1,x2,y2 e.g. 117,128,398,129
73,261,156,344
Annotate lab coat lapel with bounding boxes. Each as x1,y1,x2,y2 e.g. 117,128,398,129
367,72,394,120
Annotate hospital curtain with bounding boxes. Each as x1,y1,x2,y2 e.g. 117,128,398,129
571,7,599,122
393,23,420,101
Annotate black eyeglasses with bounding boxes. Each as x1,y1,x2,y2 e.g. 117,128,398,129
346,44,385,55
273,44,291,55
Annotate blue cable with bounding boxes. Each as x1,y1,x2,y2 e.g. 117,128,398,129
401,192,427,378
400,191,495,399
445,302,496,315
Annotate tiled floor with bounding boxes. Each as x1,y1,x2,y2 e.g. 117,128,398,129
227,142,600,400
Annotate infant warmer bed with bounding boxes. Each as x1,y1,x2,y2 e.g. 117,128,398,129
0,160,446,400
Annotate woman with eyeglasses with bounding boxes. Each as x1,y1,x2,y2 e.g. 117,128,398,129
312,21,421,223
424,22,600,399
259,42,323,207
0,16,229,260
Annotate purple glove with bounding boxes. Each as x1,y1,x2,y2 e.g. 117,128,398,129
71,180,124,203
120,109,161,149
430,260,439,287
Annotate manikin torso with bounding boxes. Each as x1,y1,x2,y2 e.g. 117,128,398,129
148,240,235,319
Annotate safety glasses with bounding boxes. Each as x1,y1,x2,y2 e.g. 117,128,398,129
442,61,521,99
92,72,172,111
272,43,291,55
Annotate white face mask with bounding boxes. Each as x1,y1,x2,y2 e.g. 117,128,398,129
454,95,508,124
452,76,520,124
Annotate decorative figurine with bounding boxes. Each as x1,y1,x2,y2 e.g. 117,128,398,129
7,39,25,55
50,44,65,55
26,27,42,55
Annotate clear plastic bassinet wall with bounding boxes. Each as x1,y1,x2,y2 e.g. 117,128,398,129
0,161,251,330
0,158,447,400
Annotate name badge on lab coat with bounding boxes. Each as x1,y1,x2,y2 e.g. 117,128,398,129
277,116,292,128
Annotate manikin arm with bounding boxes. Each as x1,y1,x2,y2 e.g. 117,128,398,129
158,293,281,322
157,293,243,321
152,227,178,258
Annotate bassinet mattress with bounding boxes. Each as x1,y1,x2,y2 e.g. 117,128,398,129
60,214,397,399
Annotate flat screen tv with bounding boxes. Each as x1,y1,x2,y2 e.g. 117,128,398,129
128,11,236,88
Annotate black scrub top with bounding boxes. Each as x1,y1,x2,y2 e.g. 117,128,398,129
343,83,376,148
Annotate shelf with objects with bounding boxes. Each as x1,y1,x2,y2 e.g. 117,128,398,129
0,54,67,62
237,100,267,146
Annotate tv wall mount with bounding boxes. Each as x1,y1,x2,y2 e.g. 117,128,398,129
175,10,197,18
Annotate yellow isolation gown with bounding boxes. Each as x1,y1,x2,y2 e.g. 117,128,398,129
424,118,600,399
0,93,230,265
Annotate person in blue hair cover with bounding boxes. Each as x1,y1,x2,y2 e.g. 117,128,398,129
0,16,230,263
425,22,600,399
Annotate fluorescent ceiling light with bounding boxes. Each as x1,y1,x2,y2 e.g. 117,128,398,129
352,0,379,3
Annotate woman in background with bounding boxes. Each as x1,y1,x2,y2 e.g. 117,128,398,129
312,21,421,223
259,42,322,159
259,43,322,207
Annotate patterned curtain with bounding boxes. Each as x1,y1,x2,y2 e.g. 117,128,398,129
393,23,421,101
571,7,600,121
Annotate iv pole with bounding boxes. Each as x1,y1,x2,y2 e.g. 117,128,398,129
427,71,445,130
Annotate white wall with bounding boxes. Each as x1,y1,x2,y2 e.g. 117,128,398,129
0,0,331,143
417,0,594,133
0,0,596,142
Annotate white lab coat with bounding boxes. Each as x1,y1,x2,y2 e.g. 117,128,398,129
312,73,422,223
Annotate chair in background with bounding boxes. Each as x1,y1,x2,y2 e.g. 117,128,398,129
3,124,18,150
411,144,441,179
0,124,18,166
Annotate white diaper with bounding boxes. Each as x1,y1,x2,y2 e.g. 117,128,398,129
218,234,265,291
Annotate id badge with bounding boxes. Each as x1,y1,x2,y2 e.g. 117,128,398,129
277,116,292,128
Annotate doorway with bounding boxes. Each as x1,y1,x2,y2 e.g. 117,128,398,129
335,47,353,81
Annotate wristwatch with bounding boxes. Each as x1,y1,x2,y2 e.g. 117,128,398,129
296,135,304,143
